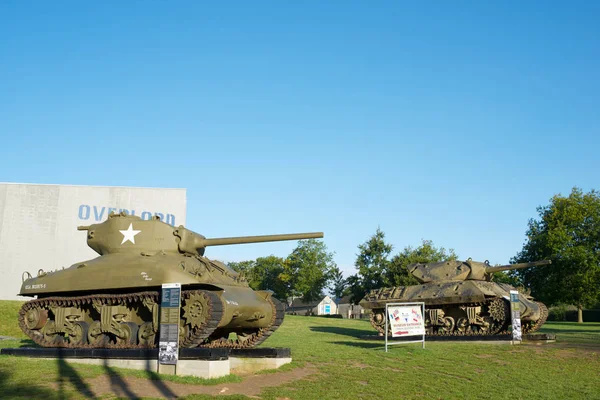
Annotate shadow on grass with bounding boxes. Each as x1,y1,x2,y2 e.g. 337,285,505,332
538,323,600,350
310,326,375,338
19,339,38,348
331,341,386,350
143,347,177,399
57,347,97,399
69,348,177,399
541,323,599,335
0,369,63,400
102,357,137,399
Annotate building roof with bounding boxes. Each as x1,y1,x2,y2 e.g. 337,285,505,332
336,295,356,305
0,182,186,191
289,297,321,308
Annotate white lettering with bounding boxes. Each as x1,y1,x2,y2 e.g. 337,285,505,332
25,284,46,290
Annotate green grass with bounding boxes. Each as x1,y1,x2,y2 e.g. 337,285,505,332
0,300,26,339
538,321,600,344
236,316,600,400
2,301,599,400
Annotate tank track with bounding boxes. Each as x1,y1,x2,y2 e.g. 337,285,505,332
180,290,224,348
369,299,512,337
19,291,160,349
200,297,285,349
18,290,279,349
253,297,285,346
522,301,548,334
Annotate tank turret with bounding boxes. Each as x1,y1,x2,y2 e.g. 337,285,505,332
75,212,322,257
360,257,552,338
17,212,324,349
409,258,552,283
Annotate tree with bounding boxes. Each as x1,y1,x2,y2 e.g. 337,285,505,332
355,228,393,288
345,274,367,305
512,187,600,323
250,256,289,301
347,228,394,303
347,231,458,304
286,239,336,303
227,258,289,300
227,260,255,275
226,260,256,287
328,266,347,301
387,239,458,286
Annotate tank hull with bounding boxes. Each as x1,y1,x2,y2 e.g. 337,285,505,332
18,253,283,348
359,281,548,336
14,212,324,349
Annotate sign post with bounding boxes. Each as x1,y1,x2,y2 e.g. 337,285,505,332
158,283,181,374
385,302,426,352
509,290,522,344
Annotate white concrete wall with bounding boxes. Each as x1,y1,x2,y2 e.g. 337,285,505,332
0,183,186,300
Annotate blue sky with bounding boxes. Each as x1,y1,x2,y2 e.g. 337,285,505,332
1,2,599,277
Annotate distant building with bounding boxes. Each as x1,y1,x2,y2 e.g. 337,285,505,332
0,182,186,300
287,295,338,316
336,295,365,319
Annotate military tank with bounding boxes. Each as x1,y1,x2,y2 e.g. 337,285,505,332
18,212,323,349
359,258,552,336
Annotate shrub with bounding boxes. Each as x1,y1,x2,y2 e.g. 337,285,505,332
547,304,600,322
547,304,574,321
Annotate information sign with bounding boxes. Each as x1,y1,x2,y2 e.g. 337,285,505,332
384,302,425,351
509,290,522,342
387,305,425,337
159,283,181,365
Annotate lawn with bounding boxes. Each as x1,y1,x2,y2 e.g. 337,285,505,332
1,300,599,399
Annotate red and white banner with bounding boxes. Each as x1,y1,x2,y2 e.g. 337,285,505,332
387,305,425,337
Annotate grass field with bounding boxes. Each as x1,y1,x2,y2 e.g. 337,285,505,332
1,300,599,399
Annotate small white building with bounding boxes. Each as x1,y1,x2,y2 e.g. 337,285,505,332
287,295,338,316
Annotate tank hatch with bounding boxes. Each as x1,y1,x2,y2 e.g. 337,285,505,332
409,260,470,283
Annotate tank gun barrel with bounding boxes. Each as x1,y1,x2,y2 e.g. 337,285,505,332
175,228,324,256
485,260,552,274
200,232,324,247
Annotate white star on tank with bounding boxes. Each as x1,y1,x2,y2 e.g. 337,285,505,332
120,223,141,244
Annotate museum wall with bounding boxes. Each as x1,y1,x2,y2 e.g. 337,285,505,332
0,183,187,300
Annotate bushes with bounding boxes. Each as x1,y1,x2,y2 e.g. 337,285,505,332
577,310,600,322
285,312,344,318
317,314,343,319
547,304,575,321
547,304,600,322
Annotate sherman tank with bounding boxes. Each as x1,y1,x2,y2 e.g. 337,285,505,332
359,258,552,336
18,212,323,349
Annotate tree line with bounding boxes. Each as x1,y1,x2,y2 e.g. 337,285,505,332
228,187,600,322
227,239,339,303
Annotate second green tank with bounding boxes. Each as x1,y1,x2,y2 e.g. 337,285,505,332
360,258,552,336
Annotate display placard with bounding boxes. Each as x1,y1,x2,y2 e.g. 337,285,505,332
159,283,181,365
387,305,425,337
509,290,522,342
384,302,425,351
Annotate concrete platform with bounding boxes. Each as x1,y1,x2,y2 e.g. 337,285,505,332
229,348,292,375
523,333,557,344
0,347,292,379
